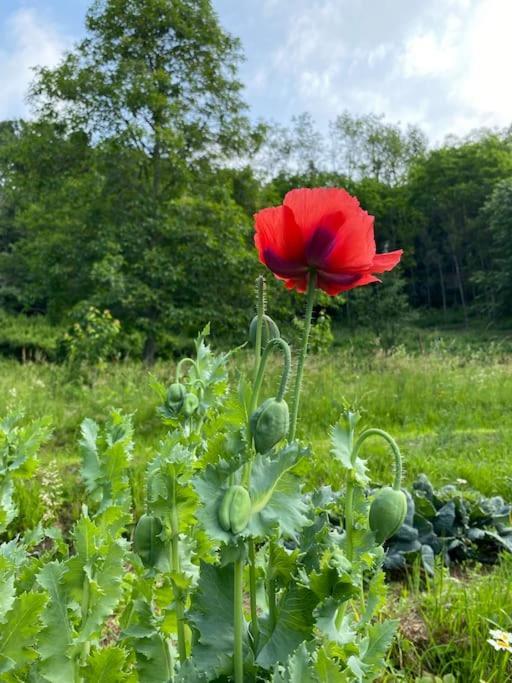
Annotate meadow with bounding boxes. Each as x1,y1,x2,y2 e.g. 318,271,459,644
2,327,512,681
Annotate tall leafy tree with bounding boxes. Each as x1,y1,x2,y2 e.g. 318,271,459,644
15,0,257,357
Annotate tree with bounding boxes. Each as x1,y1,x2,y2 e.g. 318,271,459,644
18,0,257,358
407,133,512,319
329,112,427,184
472,179,512,318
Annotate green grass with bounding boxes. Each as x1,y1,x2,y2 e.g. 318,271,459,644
385,557,512,681
2,334,512,680
1,339,511,498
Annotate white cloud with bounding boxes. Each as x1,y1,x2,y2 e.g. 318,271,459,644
458,0,512,126
0,8,69,119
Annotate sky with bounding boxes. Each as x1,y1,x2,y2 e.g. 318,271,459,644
0,0,511,143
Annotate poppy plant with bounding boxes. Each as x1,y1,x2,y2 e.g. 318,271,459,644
254,187,402,295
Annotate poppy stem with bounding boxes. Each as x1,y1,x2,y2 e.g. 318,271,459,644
289,271,316,441
233,557,245,683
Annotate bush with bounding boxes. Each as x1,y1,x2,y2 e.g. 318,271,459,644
0,312,62,361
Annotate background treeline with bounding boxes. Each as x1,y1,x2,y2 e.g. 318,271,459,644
0,0,511,361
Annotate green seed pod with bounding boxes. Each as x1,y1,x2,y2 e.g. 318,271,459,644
167,382,186,409
218,485,252,535
249,314,280,348
133,514,164,568
250,397,289,453
182,393,199,417
369,487,408,544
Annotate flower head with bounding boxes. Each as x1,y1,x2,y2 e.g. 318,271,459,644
254,187,402,295
487,629,512,652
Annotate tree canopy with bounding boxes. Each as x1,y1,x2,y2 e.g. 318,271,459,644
1,0,512,359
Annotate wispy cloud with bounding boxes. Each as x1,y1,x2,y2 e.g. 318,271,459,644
0,8,69,119
218,0,512,141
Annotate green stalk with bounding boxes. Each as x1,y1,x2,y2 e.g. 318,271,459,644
171,532,187,663
248,539,259,649
250,337,292,414
78,574,91,676
233,558,245,683
267,540,277,631
170,483,187,663
289,271,316,441
352,428,403,490
253,275,265,381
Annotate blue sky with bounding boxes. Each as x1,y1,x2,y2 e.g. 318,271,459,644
1,0,511,142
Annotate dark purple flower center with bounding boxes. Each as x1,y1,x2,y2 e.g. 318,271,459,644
263,248,308,278
305,225,337,268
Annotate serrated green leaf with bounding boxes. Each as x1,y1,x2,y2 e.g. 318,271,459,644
271,642,318,682
36,561,75,683
146,440,197,530
315,647,348,681
330,413,369,486
314,598,356,646
0,592,47,674
248,444,311,540
188,562,247,677
257,586,317,670
359,571,386,627
84,645,134,682
79,412,133,514
347,620,398,682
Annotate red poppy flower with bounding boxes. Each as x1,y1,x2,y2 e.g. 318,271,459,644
254,187,403,295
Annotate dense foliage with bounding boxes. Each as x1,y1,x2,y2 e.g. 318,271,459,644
0,0,511,360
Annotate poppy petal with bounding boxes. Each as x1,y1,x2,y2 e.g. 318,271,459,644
254,205,304,264
317,272,380,296
284,188,359,241
371,250,403,273
304,212,345,269
325,211,376,271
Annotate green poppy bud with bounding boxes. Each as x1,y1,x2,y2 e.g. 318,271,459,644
369,487,407,544
249,314,280,348
218,485,252,535
250,397,289,453
167,382,186,409
133,514,164,568
182,392,199,417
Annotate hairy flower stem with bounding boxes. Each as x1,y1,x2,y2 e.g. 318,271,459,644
246,276,265,650
267,540,277,631
234,558,245,683
353,428,403,490
289,271,316,441
171,534,187,663
248,538,259,650
170,486,187,663
253,275,265,382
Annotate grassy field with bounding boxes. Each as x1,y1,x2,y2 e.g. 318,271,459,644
2,335,511,496
2,332,512,681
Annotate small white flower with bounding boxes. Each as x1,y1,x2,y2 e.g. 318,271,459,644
456,478,468,485
487,629,512,652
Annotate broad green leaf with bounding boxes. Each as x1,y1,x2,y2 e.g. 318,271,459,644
248,444,311,540
120,576,172,683
188,562,247,677
0,592,47,674
257,586,317,670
